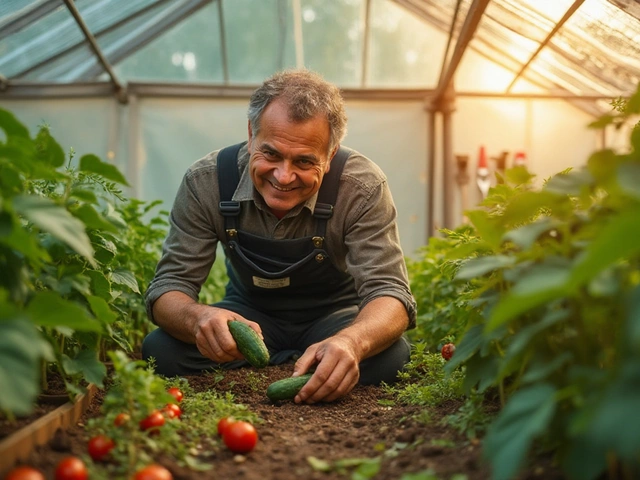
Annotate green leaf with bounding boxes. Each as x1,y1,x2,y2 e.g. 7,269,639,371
0,108,30,138
86,269,112,300
307,456,332,472
69,188,98,204
444,324,484,374
569,208,640,289
79,154,129,186
483,383,557,480
587,114,615,129
617,162,640,199
61,349,106,388
488,264,572,331
627,285,640,349
503,218,555,250
13,195,95,266
73,204,119,232
465,210,505,250
0,317,54,416
87,295,117,324
455,255,514,281
111,268,140,293
521,352,572,384
34,126,65,168
501,191,560,226
545,168,594,195
26,291,102,332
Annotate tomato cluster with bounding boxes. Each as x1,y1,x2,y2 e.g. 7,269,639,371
217,417,258,453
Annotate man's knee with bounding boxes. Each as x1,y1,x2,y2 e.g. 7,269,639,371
141,328,211,377
359,335,411,385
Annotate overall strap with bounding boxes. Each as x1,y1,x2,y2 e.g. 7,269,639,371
217,141,246,238
313,146,351,239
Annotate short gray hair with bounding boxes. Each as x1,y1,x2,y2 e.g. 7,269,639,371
247,69,347,154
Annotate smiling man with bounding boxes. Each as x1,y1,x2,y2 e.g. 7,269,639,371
143,69,417,403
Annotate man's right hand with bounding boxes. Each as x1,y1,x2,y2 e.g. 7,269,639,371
192,306,262,363
152,291,262,364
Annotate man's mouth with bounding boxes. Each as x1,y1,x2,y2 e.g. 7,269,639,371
270,182,294,192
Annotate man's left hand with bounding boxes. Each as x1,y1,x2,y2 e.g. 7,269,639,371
292,335,361,403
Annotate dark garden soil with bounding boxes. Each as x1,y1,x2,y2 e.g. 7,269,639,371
10,364,564,480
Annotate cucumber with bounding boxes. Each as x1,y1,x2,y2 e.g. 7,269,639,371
266,373,313,401
228,320,270,368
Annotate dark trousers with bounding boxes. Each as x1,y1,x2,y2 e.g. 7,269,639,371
142,302,411,385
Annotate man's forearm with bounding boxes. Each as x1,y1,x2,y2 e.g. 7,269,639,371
152,291,207,344
334,296,409,361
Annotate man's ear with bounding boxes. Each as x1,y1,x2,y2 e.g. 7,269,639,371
247,121,253,150
325,145,339,173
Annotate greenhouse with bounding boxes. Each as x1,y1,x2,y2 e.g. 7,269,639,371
1,1,639,479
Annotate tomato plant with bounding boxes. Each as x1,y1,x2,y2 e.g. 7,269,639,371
4,466,45,480
87,434,115,461
441,343,455,361
222,420,258,453
54,457,88,480
216,416,236,437
114,412,130,426
133,464,173,480
139,410,165,432
163,403,182,419
167,387,183,403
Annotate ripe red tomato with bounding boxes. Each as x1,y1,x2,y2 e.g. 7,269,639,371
114,412,130,426
163,403,182,419
441,343,456,361
167,387,183,403
222,420,258,453
133,464,173,480
87,434,115,461
4,466,45,480
54,456,88,480
216,416,236,437
139,410,165,432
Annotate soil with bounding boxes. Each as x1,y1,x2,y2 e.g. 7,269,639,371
7,364,565,480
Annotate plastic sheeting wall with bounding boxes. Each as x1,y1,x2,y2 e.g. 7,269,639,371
1,94,604,259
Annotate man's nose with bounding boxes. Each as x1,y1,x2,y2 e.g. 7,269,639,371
274,161,295,184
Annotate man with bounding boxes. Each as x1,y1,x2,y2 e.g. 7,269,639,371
143,69,416,404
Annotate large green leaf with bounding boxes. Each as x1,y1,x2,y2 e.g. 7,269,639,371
62,349,106,388
444,324,484,374
569,208,640,289
0,108,30,139
455,255,514,281
13,195,96,266
26,291,102,332
503,218,555,250
483,383,557,480
0,318,54,416
487,264,572,331
627,285,640,349
111,268,140,293
79,154,129,185
617,163,640,200
73,204,119,233
465,210,505,250
87,295,117,324
34,126,65,168
545,168,594,195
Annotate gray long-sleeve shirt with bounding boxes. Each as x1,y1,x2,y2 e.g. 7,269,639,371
145,143,417,328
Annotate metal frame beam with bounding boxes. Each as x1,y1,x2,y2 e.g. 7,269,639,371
506,0,586,92
62,0,123,94
433,0,490,106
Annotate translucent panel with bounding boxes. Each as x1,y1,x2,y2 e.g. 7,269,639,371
0,3,83,78
22,44,105,82
225,0,297,84
368,0,447,88
299,0,364,87
114,2,223,83
0,0,40,19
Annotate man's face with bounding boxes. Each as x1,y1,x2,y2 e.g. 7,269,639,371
247,99,334,219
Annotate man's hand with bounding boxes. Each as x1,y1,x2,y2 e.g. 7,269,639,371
292,335,361,403
192,307,262,364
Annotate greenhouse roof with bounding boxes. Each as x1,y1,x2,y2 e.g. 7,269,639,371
1,0,639,115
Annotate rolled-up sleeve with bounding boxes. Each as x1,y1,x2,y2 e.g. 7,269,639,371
145,165,221,323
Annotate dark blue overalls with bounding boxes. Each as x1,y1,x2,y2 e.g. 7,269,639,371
143,143,410,384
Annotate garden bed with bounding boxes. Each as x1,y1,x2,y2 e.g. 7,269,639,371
6,363,563,480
